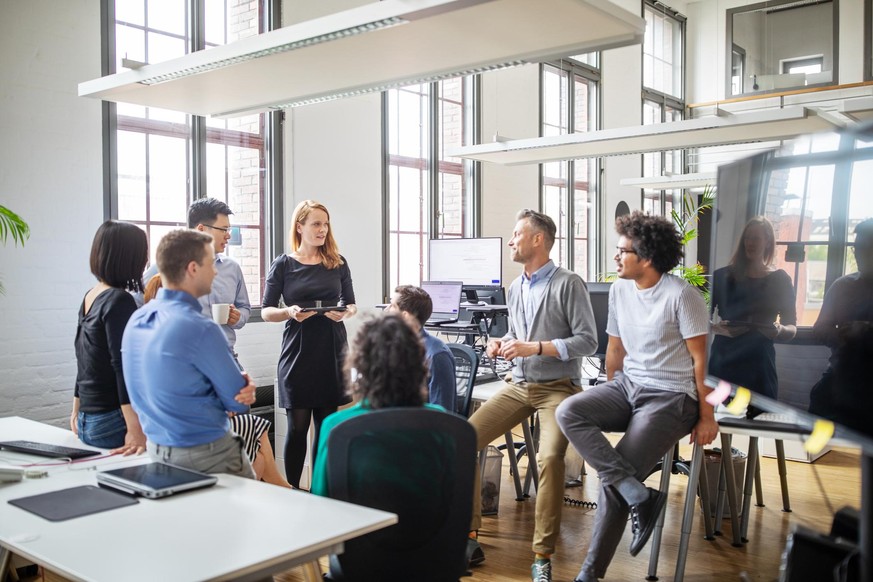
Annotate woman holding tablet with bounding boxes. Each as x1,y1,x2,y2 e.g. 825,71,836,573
71,220,148,454
710,216,797,412
262,200,357,488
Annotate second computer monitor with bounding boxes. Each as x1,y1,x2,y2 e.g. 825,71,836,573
462,285,506,305
587,282,611,359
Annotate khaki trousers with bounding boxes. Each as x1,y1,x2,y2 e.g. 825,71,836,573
469,377,580,555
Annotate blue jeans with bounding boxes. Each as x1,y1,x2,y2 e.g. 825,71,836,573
77,409,126,449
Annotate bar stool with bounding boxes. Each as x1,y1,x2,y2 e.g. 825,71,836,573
646,441,715,582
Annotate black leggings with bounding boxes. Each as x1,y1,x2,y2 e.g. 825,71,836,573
284,407,336,489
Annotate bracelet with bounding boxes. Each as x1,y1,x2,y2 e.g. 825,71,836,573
537,341,543,355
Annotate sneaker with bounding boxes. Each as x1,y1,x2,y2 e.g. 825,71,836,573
466,537,485,568
531,559,552,582
628,487,668,556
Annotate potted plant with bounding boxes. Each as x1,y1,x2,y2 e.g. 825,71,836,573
0,205,31,295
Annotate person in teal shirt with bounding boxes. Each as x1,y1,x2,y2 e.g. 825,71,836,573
311,313,445,496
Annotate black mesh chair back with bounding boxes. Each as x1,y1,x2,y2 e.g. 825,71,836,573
448,343,478,418
325,408,477,582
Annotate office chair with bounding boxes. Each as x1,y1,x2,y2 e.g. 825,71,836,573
322,408,477,582
448,343,478,418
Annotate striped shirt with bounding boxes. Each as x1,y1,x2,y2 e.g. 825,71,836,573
607,274,709,397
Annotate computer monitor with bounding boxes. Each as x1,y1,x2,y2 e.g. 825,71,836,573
587,282,611,359
428,237,502,286
462,285,506,306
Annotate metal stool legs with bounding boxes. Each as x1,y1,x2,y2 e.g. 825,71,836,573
646,442,713,582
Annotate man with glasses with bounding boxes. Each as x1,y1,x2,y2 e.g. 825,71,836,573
466,209,597,582
137,198,251,363
555,211,717,582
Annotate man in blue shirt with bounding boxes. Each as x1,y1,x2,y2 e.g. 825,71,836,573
387,285,457,413
137,198,251,360
122,229,258,477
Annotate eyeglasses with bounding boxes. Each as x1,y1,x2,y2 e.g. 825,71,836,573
203,224,231,234
615,247,637,257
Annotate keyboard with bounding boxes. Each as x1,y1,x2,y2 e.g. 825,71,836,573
0,440,102,459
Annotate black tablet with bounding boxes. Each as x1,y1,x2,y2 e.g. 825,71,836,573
300,305,348,313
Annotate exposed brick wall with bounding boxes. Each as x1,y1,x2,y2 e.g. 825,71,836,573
0,1,281,427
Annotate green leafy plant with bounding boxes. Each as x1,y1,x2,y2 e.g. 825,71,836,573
0,205,31,295
670,184,715,302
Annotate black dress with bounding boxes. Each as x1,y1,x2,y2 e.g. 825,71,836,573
709,267,797,400
263,255,355,410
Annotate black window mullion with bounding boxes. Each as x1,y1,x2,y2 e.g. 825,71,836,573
825,134,856,289
565,68,575,271
429,82,440,240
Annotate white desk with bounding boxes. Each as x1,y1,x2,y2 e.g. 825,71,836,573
0,417,396,582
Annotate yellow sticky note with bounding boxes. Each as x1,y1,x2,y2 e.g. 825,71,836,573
724,387,751,416
804,419,835,454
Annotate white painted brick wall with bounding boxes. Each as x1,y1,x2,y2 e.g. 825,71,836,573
0,1,281,428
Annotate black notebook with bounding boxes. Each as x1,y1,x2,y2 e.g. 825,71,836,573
9,485,139,522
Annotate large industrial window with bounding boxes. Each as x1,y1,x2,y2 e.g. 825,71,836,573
642,1,685,219
384,78,478,292
102,0,282,306
540,58,600,279
761,132,873,326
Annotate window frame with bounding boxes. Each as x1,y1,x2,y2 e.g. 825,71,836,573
640,1,685,221
643,0,685,102
538,58,602,279
100,0,283,314
757,135,873,324
725,0,839,97
381,77,480,297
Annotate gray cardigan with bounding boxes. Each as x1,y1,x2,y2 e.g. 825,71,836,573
503,266,597,385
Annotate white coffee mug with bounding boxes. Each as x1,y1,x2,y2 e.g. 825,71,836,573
212,303,231,325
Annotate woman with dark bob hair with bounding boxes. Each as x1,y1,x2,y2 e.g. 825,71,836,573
71,220,148,454
310,313,445,495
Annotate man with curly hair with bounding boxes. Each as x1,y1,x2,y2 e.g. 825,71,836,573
556,211,717,582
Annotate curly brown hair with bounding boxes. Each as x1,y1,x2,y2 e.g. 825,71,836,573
615,211,684,274
344,314,427,409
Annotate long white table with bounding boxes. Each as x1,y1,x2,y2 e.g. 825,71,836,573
0,416,397,582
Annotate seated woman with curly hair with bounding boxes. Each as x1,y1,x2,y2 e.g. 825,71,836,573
310,313,447,496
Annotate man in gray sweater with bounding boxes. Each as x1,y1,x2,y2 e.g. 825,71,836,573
466,209,597,582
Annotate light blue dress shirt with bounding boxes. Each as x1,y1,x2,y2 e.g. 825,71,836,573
122,288,248,447
138,254,251,350
520,260,569,361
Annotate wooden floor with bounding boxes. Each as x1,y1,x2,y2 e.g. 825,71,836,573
273,438,863,582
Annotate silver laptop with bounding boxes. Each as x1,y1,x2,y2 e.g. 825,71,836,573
421,281,464,325
96,462,217,499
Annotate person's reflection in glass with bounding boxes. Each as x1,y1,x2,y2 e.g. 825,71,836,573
809,219,873,436
710,216,797,415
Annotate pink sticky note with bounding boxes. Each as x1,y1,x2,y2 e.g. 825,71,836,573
705,380,732,406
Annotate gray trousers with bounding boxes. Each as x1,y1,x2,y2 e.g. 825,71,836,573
555,373,698,578
147,430,256,480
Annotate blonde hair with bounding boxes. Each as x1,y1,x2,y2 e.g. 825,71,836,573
290,200,343,270
143,274,163,303
730,216,776,278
